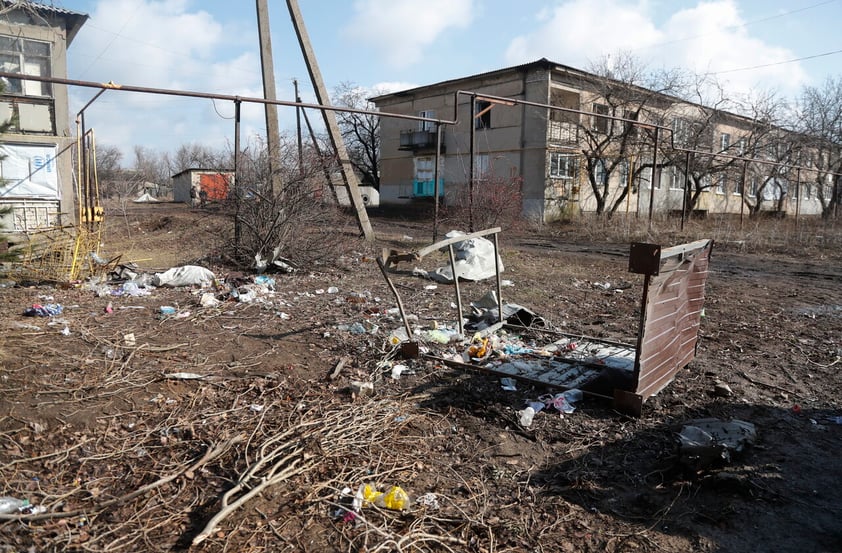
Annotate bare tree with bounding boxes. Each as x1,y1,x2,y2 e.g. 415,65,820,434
94,144,124,199
132,146,170,186
166,143,229,177
577,53,689,215
332,82,381,188
795,76,842,218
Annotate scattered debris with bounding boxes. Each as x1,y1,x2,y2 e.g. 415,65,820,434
678,418,757,471
152,265,215,287
23,304,62,317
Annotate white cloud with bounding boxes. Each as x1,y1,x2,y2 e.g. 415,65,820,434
370,81,419,95
505,0,660,68
343,0,475,68
68,0,264,156
503,0,808,98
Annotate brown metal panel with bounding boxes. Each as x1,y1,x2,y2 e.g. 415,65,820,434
629,242,661,275
634,239,712,400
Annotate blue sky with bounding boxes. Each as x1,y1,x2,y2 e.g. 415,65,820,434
55,0,842,161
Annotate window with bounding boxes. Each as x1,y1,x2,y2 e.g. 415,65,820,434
672,118,690,147
592,103,610,134
720,133,730,152
418,110,435,132
0,35,51,97
550,88,579,123
475,153,490,178
669,166,684,190
474,100,491,130
715,174,726,194
549,152,577,179
623,109,639,137
594,159,608,185
618,159,629,186
749,176,758,196
737,138,746,156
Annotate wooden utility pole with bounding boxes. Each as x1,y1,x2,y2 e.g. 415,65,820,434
255,0,283,198
285,0,374,240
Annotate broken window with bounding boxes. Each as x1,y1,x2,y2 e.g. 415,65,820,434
550,88,579,124
0,35,51,97
623,109,639,137
475,100,491,130
592,103,610,134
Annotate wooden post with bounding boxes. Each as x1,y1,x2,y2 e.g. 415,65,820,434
286,0,374,241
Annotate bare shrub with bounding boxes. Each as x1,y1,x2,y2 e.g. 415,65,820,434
221,139,357,269
445,175,525,231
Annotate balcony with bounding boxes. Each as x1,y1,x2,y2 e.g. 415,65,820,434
399,129,445,152
547,120,578,144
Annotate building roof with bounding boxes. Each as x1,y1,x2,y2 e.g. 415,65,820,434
0,1,89,44
171,168,234,179
370,58,560,103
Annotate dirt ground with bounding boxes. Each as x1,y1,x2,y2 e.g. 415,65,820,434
0,202,841,553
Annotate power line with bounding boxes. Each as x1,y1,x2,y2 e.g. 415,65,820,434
711,48,842,75
630,0,839,52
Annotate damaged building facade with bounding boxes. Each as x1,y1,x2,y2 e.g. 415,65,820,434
372,58,832,222
0,1,87,235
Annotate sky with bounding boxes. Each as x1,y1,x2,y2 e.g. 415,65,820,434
46,0,842,163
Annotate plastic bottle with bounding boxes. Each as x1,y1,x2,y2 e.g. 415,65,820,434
0,497,27,514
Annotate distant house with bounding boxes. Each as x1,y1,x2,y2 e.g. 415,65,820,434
172,168,234,205
0,1,87,232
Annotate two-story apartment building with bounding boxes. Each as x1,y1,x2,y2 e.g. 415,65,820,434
372,58,828,222
0,1,87,234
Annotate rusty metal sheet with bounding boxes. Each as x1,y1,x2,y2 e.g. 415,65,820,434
633,239,713,400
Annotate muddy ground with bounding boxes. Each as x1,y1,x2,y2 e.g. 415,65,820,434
0,202,840,552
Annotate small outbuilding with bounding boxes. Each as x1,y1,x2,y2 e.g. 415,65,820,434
172,168,234,205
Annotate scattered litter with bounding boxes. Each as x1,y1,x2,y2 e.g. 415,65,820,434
501,279,514,287
518,402,545,427
200,293,221,308
390,364,412,379
337,322,367,334
159,306,177,316
249,404,264,413
541,389,583,414
424,285,438,290
350,381,374,396
254,275,275,289
500,377,518,391
254,246,296,273
123,333,136,346
327,286,339,294
678,418,757,470
61,326,71,336
414,493,440,510
152,265,215,287
165,372,205,380
0,496,44,515
104,302,113,314
388,328,409,345
23,304,62,317
415,230,504,283
354,484,411,511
